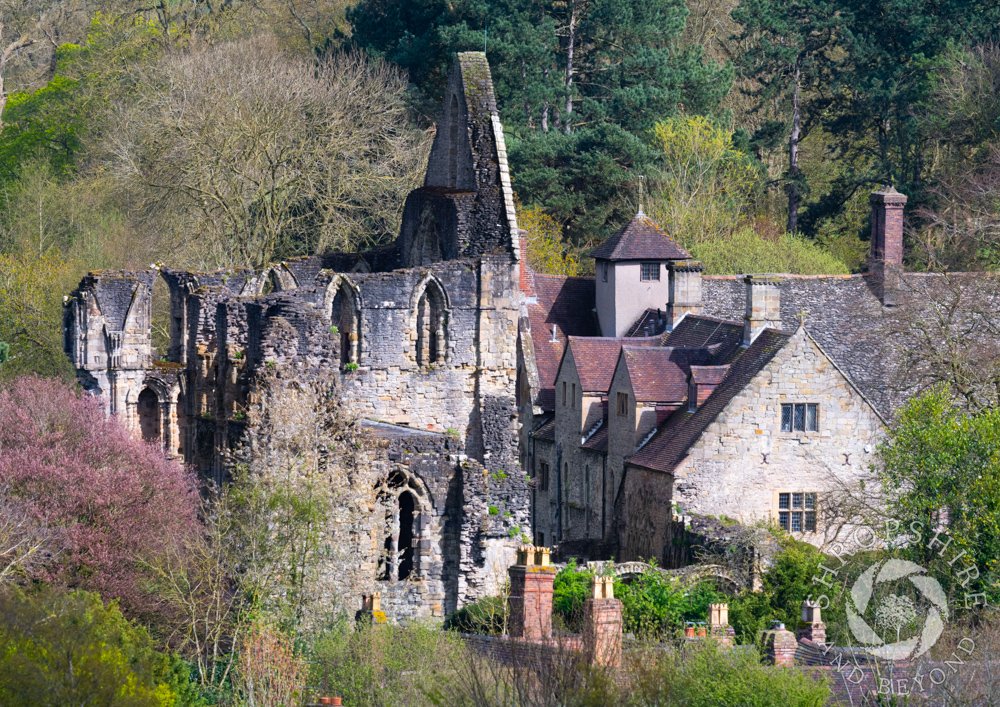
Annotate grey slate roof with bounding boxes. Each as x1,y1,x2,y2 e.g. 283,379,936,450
701,272,1000,418
589,213,691,261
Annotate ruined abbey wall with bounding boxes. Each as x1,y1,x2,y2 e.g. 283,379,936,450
62,52,531,621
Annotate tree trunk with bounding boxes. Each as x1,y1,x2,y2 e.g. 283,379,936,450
564,0,577,134
0,34,39,134
786,64,801,234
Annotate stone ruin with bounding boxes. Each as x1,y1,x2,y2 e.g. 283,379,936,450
63,52,530,621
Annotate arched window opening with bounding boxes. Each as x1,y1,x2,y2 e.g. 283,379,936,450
376,471,422,582
332,282,360,367
137,388,161,444
416,281,447,367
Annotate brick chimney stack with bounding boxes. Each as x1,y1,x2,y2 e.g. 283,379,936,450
743,275,781,346
764,621,798,667
583,576,623,667
507,545,555,641
869,187,907,306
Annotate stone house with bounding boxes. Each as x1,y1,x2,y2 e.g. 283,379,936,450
518,188,1000,565
64,53,530,621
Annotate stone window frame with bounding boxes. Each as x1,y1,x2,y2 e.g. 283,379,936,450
780,402,819,433
327,276,363,370
538,461,550,491
375,469,431,583
410,275,451,369
616,391,629,417
640,262,661,281
773,490,818,533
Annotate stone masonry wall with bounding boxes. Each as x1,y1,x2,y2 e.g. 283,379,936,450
672,328,884,548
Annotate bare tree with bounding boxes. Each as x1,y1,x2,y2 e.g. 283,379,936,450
105,35,429,270
0,486,57,585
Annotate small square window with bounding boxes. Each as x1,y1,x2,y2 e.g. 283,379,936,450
640,262,660,281
777,491,819,533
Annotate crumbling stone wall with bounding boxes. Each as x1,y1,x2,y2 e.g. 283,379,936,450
63,52,532,620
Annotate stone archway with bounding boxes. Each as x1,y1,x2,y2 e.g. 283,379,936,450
137,387,161,444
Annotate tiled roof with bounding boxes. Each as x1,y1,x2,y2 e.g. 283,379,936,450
567,337,658,393
628,329,791,473
701,273,1000,417
621,347,714,402
625,308,669,337
531,415,555,442
589,213,691,261
526,274,599,410
662,314,744,363
582,421,608,452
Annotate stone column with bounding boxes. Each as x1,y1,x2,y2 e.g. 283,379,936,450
797,599,827,644
583,576,623,667
763,622,798,667
507,545,555,641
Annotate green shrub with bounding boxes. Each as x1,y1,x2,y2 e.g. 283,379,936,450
310,621,466,706
444,595,508,635
629,641,830,706
552,560,596,631
0,586,202,706
688,227,850,275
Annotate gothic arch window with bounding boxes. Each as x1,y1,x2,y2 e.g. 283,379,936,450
415,279,447,367
376,470,425,582
137,387,161,444
331,280,361,368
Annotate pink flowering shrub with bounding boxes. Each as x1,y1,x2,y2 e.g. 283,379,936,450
0,376,200,616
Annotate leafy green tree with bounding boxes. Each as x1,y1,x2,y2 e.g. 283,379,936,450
349,0,732,242
0,585,202,706
733,0,841,233
878,386,1000,603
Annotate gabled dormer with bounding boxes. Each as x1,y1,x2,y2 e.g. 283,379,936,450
590,212,696,337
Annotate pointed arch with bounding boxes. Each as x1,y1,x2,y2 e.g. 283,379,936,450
412,275,449,367
327,276,363,367
375,469,430,582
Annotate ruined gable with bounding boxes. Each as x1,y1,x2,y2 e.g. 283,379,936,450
398,52,520,267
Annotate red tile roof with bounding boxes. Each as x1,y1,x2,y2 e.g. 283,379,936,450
628,329,791,473
566,336,662,393
526,274,599,410
620,347,714,403
589,213,691,261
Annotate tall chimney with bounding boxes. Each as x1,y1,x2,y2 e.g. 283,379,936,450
743,275,781,346
869,187,907,306
667,261,703,330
